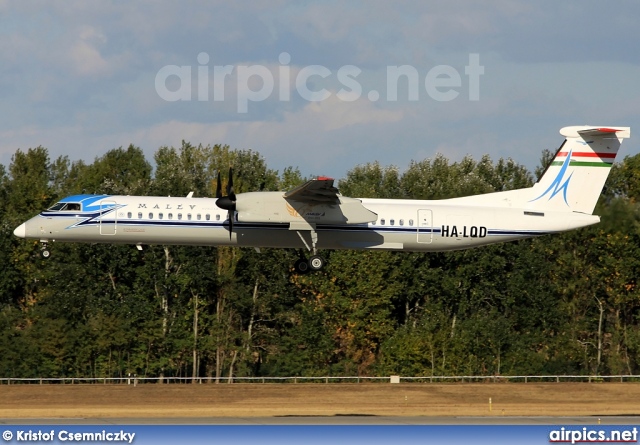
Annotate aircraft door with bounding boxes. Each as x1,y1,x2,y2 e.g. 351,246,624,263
99,200,117,235
417,209,432,243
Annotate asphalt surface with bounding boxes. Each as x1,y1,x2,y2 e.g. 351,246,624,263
0,416,637,425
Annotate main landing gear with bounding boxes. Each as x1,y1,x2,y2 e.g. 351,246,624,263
294,254,326,274
293,228,326,273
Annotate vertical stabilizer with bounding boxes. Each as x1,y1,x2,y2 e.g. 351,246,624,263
527,126,630,214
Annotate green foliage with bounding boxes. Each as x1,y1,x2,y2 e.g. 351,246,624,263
338,162,401,198
77,145,152,195
0,141,639,379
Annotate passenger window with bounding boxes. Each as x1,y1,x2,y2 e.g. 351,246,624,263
168,213,173,220
216,214,220,221
178,213,182,220
127,212,132,219
206,214,210,221
409,219,414,226
197,214,201,221
149,213,153,219
187,213,192,220
390,219,395,226
399,219,404,226
159,213,164,220
138,212,143,219
380,219,385,225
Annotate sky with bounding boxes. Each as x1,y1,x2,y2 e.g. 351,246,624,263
1,0,639,181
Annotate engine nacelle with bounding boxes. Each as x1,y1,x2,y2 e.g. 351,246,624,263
236,192,377,225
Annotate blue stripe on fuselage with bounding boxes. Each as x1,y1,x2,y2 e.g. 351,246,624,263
38,210,554,237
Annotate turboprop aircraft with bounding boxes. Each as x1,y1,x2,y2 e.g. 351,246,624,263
13,125,630,273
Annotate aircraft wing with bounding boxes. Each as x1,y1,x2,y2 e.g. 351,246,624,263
284,177,340,204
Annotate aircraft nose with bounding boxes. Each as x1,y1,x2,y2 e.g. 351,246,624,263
13,223,26,238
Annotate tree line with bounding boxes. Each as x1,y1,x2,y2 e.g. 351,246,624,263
1,141,639,380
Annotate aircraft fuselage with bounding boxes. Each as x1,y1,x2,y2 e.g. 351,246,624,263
15,194,599,253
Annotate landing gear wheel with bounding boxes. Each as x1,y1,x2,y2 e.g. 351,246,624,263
294,258,309,274
308,255,325,271
41,249,50,259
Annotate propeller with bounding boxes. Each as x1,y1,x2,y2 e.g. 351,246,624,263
215,171,222,199
227,167,236,202
215,167,236,239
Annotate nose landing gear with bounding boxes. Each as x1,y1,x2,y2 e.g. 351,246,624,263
40,242,50,259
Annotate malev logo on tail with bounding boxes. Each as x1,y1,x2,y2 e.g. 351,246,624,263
530,150,573,205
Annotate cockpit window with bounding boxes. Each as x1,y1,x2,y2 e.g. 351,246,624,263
48,203,66,211
48,202,81,211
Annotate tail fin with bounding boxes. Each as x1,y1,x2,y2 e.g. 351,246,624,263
527,126,630,214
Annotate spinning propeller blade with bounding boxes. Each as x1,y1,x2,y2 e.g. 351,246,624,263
215,171,222,199
215,167,236,239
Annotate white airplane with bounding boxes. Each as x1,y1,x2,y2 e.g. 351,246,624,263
13,125,630,273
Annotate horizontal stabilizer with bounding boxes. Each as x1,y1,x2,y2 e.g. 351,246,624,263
560,126,630,138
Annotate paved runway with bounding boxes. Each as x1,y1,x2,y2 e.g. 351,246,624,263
1,416,638,425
